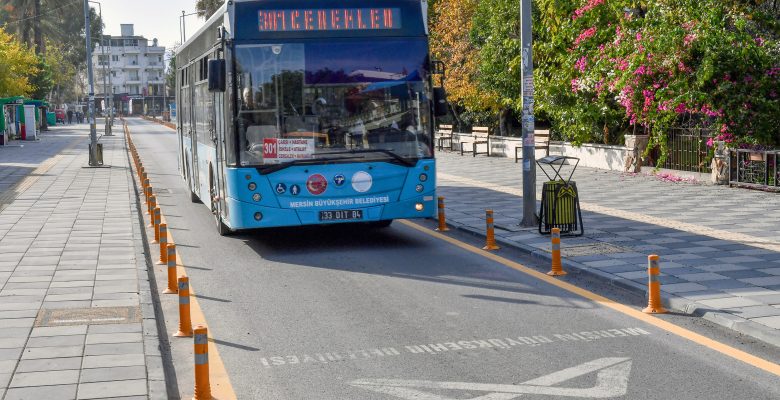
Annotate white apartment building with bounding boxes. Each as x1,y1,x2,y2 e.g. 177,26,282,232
93,24,166,115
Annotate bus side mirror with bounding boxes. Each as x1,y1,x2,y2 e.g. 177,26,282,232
208,59,226,92
433,87,448,117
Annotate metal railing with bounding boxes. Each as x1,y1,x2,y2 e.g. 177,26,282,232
729,149,780,191
646,128,714,173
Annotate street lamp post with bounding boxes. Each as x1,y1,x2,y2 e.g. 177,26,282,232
519,0,538,227
180,10,198,43
83,0,99,166
88,1,112,136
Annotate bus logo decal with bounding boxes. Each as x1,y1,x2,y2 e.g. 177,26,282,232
333,174,346,187
306,174,328,195
275,183,287,194
351,171,373,193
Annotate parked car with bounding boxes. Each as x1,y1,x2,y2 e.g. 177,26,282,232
54,109,66,124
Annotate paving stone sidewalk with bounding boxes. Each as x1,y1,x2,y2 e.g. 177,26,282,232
436,151,780,346
0,124,164,399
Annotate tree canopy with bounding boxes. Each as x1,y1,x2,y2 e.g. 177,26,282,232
430,0,780,147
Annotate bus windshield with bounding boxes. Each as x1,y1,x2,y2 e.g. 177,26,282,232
235,38,433,166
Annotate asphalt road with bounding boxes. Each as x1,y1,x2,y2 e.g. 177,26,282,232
126,118,780,400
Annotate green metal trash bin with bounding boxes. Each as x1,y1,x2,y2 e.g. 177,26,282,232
537,156,584,236
46,112,56,126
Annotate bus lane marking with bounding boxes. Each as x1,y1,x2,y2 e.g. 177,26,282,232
257,327,650,368
351,357,632,399
400,219,780,377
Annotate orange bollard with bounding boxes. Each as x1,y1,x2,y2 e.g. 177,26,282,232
192,325,212,400
157,223,168,265
643,255,667,314
152,206,161,238
174,276,193,337
435,196,449,232
147,194,156,218
547,228,567,276
482,210,500,250
163,244,178,294
141,172,148,191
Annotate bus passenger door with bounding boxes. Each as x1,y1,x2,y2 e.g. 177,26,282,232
189,70,201,197
212,88,226,220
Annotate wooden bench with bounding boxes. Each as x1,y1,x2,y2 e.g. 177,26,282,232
461,126,490,157
515,130,550,162
435,124,454,151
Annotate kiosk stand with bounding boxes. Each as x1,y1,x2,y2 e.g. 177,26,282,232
537,156,584,236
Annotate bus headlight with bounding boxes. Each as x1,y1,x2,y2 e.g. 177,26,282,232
415,184,424,193
415,203,424,211
254,212,263,221
252,193,261,202
248,182,257,191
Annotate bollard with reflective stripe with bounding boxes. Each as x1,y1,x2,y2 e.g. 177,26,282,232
547,227,567,276
174,276,193,337
482,210,500,250
152,207,161,239
435,196,449,231
192,325,212,400
147,195,157,222
157,223,168,265
643,255,667,314
163,244,178,294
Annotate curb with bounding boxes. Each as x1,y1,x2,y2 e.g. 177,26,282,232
123,127,181,399
444,220,780,348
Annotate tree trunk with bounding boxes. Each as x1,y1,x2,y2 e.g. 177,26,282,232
34,0,43,55
499,108,509,137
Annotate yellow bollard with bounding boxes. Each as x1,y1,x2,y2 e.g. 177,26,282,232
482,210,500,250
643,255,667,314
163,244,178,294
547,227,567,276
435,196,449,231
192,325,212,400
174,276,193,337
152,206,161,238
157,223,168,265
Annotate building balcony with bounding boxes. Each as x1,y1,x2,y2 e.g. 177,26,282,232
124,46,140,53
123,63,141,69
125,79,141,84
146,46,165,53
145,64,164,69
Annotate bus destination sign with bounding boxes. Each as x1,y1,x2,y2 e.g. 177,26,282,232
258,8,402,32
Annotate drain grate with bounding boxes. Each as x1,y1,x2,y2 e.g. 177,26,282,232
35,306,141,327
560,242,629,257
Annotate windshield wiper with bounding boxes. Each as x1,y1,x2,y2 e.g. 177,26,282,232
317,149,416,167
258,156,365,175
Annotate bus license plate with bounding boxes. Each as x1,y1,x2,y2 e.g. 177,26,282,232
319,210,363,221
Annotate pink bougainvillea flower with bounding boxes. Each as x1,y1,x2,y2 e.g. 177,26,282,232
572,0,605,20
755,37,765,46
674,103,687,114
574,27,597,47
575,56,588,72
571,78,580,93
635,32,642,41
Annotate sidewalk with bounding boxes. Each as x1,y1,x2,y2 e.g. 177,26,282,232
0,123,165,399
436,151,780,346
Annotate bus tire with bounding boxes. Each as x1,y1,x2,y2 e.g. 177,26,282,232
211,174,232,236
369,220,393,228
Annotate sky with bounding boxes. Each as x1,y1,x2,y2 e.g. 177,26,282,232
99,0,208,53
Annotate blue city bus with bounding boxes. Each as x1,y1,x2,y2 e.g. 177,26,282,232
175,0,446,234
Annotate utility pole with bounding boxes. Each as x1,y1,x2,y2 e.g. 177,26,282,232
84,0,99,166
519,0,538,227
